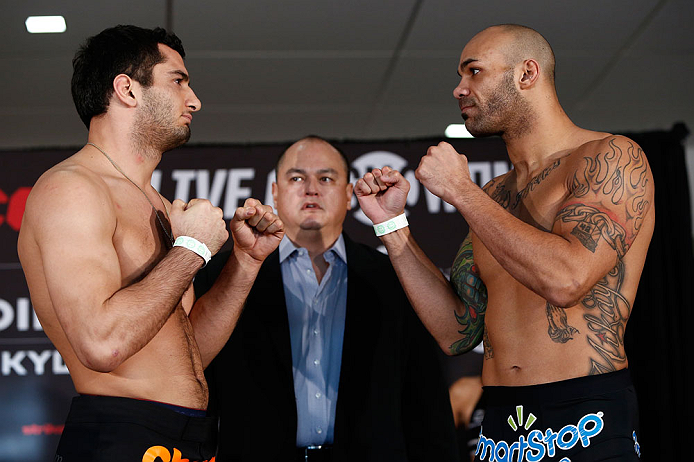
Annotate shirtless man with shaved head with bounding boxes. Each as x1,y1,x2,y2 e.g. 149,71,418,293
356,24,652,461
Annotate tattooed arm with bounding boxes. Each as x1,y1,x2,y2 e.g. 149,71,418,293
449,232,488,354
416,137,653,308
355,167,488,355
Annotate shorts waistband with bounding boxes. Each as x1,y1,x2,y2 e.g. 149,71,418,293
67,395,216,442
483,369,633,405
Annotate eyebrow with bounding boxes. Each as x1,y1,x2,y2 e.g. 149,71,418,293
169,70,189,82
285,168,339,176
458,58,479,75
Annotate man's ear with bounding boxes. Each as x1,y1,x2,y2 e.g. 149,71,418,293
113,74,137,107
519,59,540,90
271,182,279,210
345,182,354,211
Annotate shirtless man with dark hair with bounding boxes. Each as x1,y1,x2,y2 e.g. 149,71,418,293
356,24,653,461
18,25,284,461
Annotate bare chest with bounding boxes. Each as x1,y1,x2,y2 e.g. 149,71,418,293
111,194,173,284
476,161,571,278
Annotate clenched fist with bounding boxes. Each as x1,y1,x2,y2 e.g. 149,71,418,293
169,198,228,254
415,141,473,206
354,166,410,225
231,198,284,262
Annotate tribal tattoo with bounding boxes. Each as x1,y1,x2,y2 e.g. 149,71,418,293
449,233,488,355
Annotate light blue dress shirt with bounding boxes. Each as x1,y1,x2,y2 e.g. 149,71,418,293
279,234,348,447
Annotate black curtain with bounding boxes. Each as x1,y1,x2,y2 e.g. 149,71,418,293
624,123,693,461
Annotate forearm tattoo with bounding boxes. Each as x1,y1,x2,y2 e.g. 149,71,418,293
449,234,488,355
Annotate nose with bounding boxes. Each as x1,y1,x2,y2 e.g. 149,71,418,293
304,176,319,195
453,76,470,99
187,86,202,112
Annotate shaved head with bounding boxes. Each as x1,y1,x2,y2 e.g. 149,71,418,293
477,24,556,85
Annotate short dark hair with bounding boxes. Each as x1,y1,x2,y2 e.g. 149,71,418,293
276,135,351,179
71,25,186,129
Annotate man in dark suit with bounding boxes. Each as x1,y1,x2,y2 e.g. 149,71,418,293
195,136,459,462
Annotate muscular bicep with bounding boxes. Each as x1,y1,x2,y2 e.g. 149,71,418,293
29,173,121,351
553,137,653,287
448,231,488,354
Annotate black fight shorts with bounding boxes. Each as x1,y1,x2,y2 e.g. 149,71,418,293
55,395,217,462
474,369,641,462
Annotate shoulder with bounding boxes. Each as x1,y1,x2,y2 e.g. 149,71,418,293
566,134,653,195
24,160,115,230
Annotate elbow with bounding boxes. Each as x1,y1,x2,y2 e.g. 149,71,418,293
75,342,126,373
542,275,589,308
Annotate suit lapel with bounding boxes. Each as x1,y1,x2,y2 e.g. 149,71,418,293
334,235,381,446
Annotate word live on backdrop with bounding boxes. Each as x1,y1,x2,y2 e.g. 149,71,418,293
0,137,506,460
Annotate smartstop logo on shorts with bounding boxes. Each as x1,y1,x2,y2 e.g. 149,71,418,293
475,405,604,462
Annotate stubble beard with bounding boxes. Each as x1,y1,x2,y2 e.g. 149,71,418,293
132,87,191,157
463,70,533,140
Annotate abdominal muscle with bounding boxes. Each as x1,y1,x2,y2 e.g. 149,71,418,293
480,287,615,387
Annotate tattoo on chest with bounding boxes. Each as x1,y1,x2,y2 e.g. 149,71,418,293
512,159,561,209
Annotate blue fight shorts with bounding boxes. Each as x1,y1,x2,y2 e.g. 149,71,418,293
475,369,641,462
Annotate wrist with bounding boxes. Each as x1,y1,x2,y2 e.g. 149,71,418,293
173,236,211,267
373,212,408,237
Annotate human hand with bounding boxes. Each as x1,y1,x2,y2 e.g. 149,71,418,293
169,199,229,254
415,141,473,205
354,166,410,224
230,198,284,262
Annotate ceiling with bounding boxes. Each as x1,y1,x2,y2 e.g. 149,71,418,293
1,0,693,150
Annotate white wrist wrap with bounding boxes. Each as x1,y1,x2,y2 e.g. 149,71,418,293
173,236,212,267
373,213,409,237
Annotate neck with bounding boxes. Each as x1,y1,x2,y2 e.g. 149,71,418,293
288,227,342,259
502,105,581,181
86,136,161,189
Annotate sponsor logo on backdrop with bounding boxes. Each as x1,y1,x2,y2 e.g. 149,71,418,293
0,186,31,231
0,297,68,376
163,152,509,223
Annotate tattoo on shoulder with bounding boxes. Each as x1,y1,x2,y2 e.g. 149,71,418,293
449,234,488,355
570,138,650,239
555,203,628,257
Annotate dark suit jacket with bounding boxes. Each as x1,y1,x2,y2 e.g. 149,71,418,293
195,234,459,462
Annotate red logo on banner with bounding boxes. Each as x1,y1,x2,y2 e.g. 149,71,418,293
0,187,31,231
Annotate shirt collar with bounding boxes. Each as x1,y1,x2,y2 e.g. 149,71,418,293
279,234,347,264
